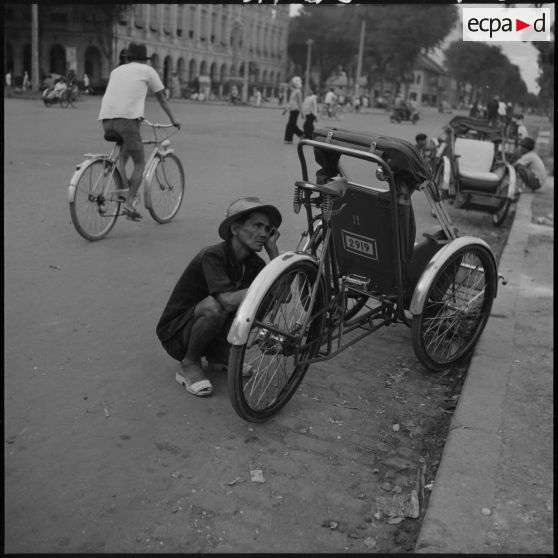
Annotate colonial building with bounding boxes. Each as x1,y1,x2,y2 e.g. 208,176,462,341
4,4,290,99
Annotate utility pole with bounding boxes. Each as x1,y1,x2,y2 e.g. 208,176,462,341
304,38,314,96
31,4,39,92
354,18,365,99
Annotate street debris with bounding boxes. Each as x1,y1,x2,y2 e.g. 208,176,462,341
225,477,243,486
322,520,339,530
103,405,110,417
387,517,405,525
171,471,182,479
49,265,61,270
392,423,400,432
482,507,492,516
249,469,265,483
363,536,377,549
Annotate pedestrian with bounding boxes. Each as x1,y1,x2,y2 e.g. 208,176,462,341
301,87,318,139
486,95,499,125
231,84,238,104
415,133,437,170
22,70,30,90
514,115,528,140
98,42,181,221
5,70,12,93
254,88,262,107
83,73,90,94
512,137,547,192
283,76,303,144
156,197,282,397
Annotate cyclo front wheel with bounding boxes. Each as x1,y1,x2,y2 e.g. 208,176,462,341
147,153,185,223
228,261,327,422
69,159,122,241
412,244,497,371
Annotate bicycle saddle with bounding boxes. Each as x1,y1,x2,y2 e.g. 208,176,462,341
104,130,123,143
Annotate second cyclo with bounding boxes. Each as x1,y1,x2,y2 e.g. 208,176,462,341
68,119,185,241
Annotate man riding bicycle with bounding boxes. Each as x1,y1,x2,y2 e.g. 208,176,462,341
324,88,337,118
98,42,181,221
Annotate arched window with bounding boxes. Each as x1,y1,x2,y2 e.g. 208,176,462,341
50,44,66,75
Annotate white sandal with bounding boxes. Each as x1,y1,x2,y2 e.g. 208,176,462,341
175,372,213,397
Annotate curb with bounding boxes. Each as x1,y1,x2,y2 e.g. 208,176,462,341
415,121,553,552
414,191,533,553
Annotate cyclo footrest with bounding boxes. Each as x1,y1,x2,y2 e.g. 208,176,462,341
344,274,371,291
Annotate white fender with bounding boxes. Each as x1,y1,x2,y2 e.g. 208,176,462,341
503,163,517,199
227,251,318,345
440,155,451,192
67,156,111,202
409,236,497,316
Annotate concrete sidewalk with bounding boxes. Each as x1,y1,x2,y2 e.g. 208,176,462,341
415,177,554,553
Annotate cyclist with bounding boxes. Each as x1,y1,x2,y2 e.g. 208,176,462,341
98,42,181,221
156,197,281,397
324,88,337,118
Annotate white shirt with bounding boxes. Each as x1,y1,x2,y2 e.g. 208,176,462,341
515,150,547,184
516,123,528,140
325,91,336,105
302,94,318,117
98,62,164,120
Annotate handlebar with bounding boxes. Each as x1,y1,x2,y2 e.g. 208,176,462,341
141,119,176,129
141,118,180,144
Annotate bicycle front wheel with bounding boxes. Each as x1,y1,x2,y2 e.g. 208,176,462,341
147,153,185,223
412,244,497,371
69,159,122,241
492,173,511,226
228,261,327,422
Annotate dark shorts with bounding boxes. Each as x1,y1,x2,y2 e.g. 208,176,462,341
102,118,144,160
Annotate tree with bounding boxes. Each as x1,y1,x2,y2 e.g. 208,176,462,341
288,4,458,95
532,22,554,113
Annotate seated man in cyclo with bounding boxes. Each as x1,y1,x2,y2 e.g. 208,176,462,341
156,198,282,397
415,133,437,166
98,42,181,221
394,96,410,119
512,137,547,192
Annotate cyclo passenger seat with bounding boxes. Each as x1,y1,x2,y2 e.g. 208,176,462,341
311,127,432,294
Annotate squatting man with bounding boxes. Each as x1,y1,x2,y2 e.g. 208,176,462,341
156,198,282,397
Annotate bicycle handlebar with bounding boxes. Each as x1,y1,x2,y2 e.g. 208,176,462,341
141,119,175,129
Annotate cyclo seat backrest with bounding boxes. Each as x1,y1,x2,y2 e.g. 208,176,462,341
310,128,424,293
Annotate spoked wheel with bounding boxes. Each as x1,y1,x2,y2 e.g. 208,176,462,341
69,159,122,241
228,261,327,422
333,106,344,120
147,153,185,223
60,96,69,108
492,173,511,226
412,244,497,371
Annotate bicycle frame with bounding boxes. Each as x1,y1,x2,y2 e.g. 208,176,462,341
67,121,177,210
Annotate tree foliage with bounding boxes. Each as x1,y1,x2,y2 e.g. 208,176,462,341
444,41,528,104
288,4,458,91
532,22,554,110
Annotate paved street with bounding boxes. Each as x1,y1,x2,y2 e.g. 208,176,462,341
4,97,507,552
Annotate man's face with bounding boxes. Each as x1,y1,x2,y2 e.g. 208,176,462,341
416,139,427,149
233,212,272,252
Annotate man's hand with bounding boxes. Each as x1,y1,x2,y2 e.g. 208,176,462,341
172,120,181,130
264,227,280,259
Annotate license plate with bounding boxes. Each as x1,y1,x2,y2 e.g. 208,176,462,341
341,230,378,261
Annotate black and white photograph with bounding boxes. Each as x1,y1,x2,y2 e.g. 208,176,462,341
4,1,554,553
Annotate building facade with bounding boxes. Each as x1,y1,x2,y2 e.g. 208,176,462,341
4,4,290,99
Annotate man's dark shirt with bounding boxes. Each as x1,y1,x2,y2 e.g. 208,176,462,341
156,241,266,342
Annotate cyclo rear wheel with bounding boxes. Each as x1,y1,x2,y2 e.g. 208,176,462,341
412,244,497,371
492,173,511,226
228,261,327,422
69,159,122,241
147,153,185,223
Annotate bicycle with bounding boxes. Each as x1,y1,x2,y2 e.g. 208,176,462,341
68,119,184,241
319,103,343,120
226,127,501,422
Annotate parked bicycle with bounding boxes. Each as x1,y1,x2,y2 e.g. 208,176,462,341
68,119,185,240
226,127,501,422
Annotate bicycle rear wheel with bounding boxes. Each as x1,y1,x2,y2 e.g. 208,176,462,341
69,159,122,241
228,261,326,422
492,173,511,226
147,153,185,223
412,244,496,371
